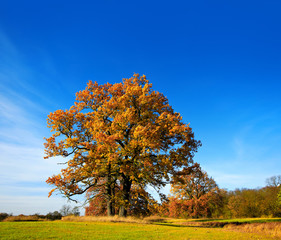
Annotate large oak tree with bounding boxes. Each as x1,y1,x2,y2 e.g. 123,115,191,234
44,74,201,216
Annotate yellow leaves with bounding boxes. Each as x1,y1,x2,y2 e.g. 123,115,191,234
141,82,152,94
44,73,201,204
138,173,144,179
65,137,78,147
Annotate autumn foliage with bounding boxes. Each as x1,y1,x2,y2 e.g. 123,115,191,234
44,74,201,217
168,164,223,218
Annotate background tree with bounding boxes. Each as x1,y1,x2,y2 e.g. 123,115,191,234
85,179,119,216
0,213,9,222
85,193,107,216
60,205,72,216
227,185,281,218
44,74,201,217
60,205,80,216
171,163,217,200
266,175,281,188
277,189,281,206
227,189,262,218
72,206,80,216
169,164,221,218
46,211,62,220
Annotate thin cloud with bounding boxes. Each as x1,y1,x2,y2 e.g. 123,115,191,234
0,30,75,214
0,143,63,183
213,173,261,190
0,195,82,215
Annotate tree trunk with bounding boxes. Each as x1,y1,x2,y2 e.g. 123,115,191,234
118,174,132,217
107,200,114,216
118,205,126,217
106,164,115,216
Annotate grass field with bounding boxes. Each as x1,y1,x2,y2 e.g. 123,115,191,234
0,220,279,240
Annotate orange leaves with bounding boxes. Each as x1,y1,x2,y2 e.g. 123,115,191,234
48,189,55,198
171,164,217,205
44,73,201,208
169,165,220,218
43,137,66,158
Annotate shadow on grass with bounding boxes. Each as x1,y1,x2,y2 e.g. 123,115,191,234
152,218,281,229
152,222,225,228
152,222,193,228
185,218,281,224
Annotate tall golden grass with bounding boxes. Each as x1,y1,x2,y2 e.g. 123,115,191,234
225,222,281,238
3,215,42,222
61,215,166,224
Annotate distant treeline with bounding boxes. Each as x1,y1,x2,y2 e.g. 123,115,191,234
164,184,281,219
85,174,281,219
0,212,62,222
0,205,80,222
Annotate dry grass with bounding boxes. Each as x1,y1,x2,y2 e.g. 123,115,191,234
62,215,146,224
3,215,42,222
224,222,281,238
61,215,167,224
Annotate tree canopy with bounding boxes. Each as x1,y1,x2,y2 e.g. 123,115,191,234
44,74,201,216
168,164,222,218
171,163,217,200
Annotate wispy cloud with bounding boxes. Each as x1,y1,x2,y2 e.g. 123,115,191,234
0,143,63,183
0,195,83,215
0,89,66,210
201,120,281,190
0,29,81,214
209,172,264,190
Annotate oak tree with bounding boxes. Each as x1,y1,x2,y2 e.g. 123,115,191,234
170,164,220,218
171,163,217,200
44,74,201,217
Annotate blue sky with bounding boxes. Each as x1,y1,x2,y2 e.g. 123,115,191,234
0,0,281,215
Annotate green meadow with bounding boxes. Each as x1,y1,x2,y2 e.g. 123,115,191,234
1,219,280,240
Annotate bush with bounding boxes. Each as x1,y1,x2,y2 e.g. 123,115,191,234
0,213,9,221
46,211,62,220
32,213,46,219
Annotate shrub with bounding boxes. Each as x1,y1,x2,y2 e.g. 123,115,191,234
46,211,62,220
0,213,9,221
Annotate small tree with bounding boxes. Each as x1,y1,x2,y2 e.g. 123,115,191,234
46,211,62,220
266,175,281,188
60,205,80,216
60,205,72,216
0,213,9,221
170,164,220,218
72,207,80,216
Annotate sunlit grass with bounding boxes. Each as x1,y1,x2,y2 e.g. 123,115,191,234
0,221,277,240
